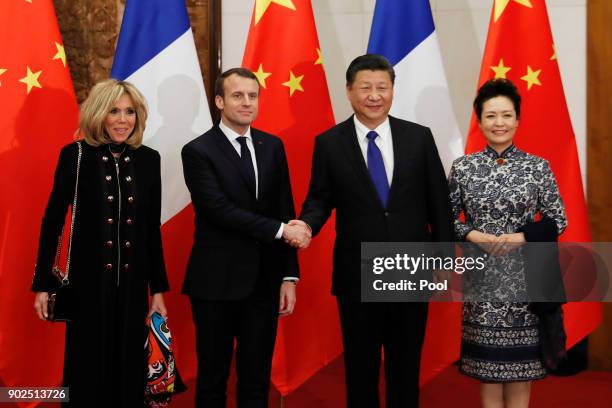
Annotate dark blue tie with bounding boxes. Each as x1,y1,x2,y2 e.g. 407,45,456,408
366,131,389,207
236,136,256,195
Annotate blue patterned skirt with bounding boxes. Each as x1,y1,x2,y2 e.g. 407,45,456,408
459,302,546,382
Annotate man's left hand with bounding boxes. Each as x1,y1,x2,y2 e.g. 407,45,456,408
279,281,297,316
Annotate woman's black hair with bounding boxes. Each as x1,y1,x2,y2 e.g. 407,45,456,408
473,78,521,119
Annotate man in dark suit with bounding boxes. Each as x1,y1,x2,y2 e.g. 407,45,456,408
181,68,310,407
296,54,454,407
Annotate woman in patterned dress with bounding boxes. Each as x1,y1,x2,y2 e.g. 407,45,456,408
448,79,567,407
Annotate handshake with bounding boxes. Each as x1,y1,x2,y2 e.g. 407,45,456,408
282,220,312,249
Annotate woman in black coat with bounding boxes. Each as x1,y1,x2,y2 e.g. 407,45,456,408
32,79,169,406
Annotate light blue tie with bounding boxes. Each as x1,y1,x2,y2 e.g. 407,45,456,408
366,131,389,207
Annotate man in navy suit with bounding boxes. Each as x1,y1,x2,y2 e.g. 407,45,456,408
182,68,310,407
297,54,454,407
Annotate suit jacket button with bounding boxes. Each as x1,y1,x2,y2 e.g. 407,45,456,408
384,211,389,217
107,218,114,225
126,218,133,225
107,195,114,202
105,263,113,270
105,240,113,248
127,196,134,203
124,263,129,270
125,241,131,248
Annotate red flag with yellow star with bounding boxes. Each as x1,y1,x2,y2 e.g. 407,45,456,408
0,0,78,391
242,0,341,395
466,0,601,347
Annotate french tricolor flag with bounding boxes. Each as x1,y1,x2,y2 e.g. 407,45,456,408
111,0,212,223
368,0,464,385
111,0,213,387
368,0,463,174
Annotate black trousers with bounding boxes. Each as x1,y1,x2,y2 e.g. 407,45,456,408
190,290,279,408
337,299,429,408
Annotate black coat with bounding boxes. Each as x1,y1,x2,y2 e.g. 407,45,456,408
32,141,169,407
181,125,299,301
300,116,454,300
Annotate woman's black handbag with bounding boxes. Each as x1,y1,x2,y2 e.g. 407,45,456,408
47,142,82,322
47,272,76,322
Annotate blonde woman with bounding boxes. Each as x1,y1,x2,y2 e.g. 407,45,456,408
32,79,169,406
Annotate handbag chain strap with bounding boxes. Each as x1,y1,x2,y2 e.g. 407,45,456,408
53,141,82,285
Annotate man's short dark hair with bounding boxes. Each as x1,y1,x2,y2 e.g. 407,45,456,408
214,67,259,98
346,54,395,87
473,78,522,120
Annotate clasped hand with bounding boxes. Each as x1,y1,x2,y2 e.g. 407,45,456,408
282,220,312,249
466,230,526,257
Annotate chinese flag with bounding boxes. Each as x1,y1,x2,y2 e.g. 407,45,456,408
242,0,342,395
0,0,79,392
466,0,602,347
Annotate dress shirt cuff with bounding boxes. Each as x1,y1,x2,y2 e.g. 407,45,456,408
275,223,284,239
283,277,299,284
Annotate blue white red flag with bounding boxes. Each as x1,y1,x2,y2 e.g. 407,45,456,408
368,0,463,174
112,0,212,222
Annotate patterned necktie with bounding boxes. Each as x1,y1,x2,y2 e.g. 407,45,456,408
236,136,256,195
366,130,389,207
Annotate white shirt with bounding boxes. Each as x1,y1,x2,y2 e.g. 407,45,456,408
353,116,394,186
219,119,259,198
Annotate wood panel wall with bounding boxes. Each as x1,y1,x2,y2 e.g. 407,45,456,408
587,0,612,370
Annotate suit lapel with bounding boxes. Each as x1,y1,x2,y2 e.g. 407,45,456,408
213,125,257,197
387,116,405,206
338,117,385,209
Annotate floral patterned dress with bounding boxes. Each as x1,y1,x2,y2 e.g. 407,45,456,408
448,144,567,382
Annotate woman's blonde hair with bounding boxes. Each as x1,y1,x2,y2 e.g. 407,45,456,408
79,79,148,148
